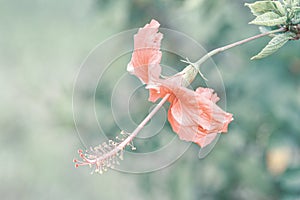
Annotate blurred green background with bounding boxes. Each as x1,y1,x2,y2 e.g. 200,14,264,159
1,0,300,199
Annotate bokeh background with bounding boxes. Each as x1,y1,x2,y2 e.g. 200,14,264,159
1,0,300,199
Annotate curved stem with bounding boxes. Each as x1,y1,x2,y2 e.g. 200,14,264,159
195,28,286,68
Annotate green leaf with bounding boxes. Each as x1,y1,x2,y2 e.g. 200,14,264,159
251,32,294,60
245,1,285,16
249,12,287,26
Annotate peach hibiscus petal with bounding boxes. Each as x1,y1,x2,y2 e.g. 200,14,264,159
150,80,233,147
127,19,163,84
195,87,220,103
160,83,233,147
194,133,218,147
177,87,232,130
147,76,181,103
167,105,181,133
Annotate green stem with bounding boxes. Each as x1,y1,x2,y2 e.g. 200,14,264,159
195,28,286,68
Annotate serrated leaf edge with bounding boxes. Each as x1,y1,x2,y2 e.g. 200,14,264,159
251,32,293,60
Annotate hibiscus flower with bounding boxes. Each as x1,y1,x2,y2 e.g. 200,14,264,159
127,19,233,147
